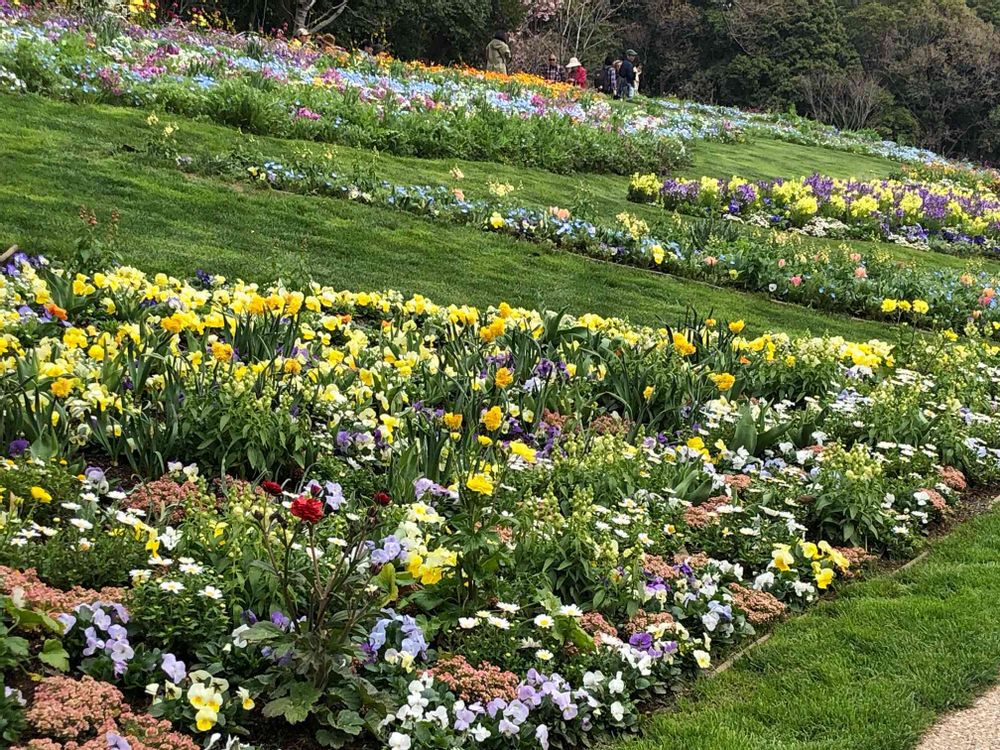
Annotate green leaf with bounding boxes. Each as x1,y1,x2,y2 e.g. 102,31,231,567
38,639,69,671
1,635,29,658
263,684,320,726
376,564,398,604
334,709,365,735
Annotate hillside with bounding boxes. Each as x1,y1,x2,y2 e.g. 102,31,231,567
4,7,1000,750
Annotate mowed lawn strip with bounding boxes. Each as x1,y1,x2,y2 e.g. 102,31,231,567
0,93,900,339
613,506,1000,750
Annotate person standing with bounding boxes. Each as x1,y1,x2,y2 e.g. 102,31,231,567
617,49,637,99
598,55,617,96
566,57,587,87
541,53,565,82
486,31,512,75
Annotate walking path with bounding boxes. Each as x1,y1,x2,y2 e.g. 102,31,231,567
917,686,1000,750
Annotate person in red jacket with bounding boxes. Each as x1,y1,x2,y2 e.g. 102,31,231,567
566,57,587,88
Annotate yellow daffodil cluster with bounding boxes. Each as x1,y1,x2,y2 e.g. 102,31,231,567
627,172,661,203
615,211,650,241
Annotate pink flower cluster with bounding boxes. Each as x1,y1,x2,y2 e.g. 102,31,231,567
833,546,876,577
579,611,618,643
722,474,752,491
622,609,675,637
727,584,787,627
938,465,967,491
683,495,732,529
123,475,207,524
0,566,124,616
640,555,682,581
426,655,519,702
918,487,949,514
566,611,619,653
13,676,198,750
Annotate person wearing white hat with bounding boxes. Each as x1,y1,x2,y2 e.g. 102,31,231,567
566,56,587,88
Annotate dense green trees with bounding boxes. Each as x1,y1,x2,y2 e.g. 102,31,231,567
187,0,1000,162
623,0,1000,161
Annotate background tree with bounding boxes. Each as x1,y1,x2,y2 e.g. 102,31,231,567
288,0,349,33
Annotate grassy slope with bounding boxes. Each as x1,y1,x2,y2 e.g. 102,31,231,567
616,506,1000,750
0,92,901,339
4,93,988,279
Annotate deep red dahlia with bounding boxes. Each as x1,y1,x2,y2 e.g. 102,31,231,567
261,480,284,497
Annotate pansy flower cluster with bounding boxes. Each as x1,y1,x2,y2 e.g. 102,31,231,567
649,172,1000,254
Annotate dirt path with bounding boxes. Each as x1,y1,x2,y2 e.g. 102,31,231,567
917,685,1000,749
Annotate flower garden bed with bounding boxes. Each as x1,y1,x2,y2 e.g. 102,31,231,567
0,4,989,179
631,172,1000,256
0,7,687,176
2,248,1000,749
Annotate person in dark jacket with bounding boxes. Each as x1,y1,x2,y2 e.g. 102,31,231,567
617,49,637,99
598,55,617,96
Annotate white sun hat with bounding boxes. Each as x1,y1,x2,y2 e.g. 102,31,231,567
566,57,582,68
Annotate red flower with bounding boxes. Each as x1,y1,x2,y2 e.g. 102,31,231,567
373,491,392,507
290,495,324,523
261,480,283,497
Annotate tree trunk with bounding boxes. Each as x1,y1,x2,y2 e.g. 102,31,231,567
293,0,315,32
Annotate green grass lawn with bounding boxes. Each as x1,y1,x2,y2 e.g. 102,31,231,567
613,504,1000,750
684,137,896,182
3,93,990,283
0,92,904,339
